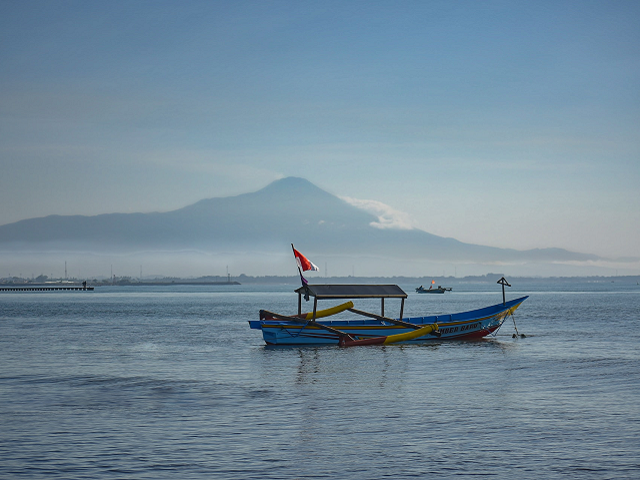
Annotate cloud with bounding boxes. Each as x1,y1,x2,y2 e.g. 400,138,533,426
340,196,416,230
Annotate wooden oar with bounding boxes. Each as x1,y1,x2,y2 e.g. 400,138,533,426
348,307,440,333
260,310,355,341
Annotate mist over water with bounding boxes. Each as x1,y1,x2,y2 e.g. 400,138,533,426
1,281,639,479
2,248,638,279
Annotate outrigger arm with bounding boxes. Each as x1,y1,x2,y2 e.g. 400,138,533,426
260,309,357,342
347,307,437,331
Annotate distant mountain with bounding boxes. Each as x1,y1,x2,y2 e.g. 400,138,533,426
0,177,599,264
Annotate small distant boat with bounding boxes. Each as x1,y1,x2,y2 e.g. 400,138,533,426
249,283,527,346
416,285,452,294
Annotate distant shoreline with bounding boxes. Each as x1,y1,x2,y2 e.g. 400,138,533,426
2,273,638,287
129,281,241,286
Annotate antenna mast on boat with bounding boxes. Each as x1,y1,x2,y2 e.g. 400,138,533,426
497,277,511,305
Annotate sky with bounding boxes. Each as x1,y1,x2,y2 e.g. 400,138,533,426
1,1,639,276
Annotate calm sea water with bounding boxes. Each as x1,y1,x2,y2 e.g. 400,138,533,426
1,281,639,479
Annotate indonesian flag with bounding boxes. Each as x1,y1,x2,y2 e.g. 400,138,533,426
293,247,319,272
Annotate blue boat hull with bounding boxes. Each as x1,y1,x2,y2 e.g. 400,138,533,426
249,296,528,345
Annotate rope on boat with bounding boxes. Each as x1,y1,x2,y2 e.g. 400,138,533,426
486,310,525,339
510,312,525,338
284,320,311,338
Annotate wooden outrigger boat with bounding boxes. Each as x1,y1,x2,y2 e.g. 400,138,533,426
249,283,528,346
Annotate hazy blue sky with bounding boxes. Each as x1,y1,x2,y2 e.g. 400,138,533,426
1,1,639,266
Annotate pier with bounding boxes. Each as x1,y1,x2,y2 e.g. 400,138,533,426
0,285,94,292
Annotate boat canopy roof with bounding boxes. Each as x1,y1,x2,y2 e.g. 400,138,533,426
294,284,407,300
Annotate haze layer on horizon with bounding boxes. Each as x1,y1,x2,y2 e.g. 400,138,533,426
1,1,638,264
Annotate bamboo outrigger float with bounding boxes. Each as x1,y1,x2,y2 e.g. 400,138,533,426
250,282,528,346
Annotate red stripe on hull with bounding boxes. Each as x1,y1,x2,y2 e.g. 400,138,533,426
443,325,500,340
339,336,386,347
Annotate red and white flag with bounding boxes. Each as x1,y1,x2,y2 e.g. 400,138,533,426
292,246,319,272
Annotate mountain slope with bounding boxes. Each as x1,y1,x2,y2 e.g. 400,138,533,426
0,177,598,263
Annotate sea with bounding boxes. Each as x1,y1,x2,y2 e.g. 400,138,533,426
1,280,639,479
